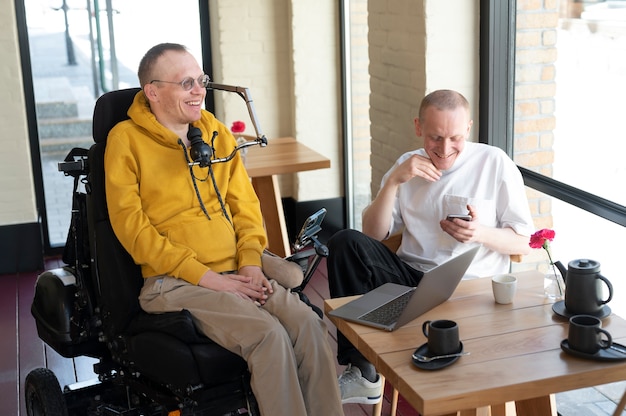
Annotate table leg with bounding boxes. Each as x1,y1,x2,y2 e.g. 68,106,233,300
490,403,516,416
514,394,555,416
490,403,506,416
251,175,290,257
372,374,385,416
390,388,399,416
613,388,626,416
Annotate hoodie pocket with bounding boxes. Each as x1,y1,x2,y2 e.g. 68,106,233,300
166,216,237,266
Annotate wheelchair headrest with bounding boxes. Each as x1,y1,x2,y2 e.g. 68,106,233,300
92,88,142,144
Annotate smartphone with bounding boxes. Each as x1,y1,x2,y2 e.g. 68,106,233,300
446,214,471,221
294,208,327,249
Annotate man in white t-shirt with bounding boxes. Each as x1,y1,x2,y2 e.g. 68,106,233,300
330,89,534,405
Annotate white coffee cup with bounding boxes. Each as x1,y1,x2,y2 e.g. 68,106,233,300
492,274,517,304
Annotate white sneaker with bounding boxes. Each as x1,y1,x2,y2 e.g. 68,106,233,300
338,364,383,404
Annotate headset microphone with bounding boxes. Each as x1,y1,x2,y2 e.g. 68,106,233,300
188,126,213,167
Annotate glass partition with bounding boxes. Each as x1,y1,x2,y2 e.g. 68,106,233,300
25,0,202,247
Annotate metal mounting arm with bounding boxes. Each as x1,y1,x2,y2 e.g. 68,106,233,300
206,82,267,145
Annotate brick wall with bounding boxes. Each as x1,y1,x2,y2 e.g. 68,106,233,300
367,0,479,200
368,0,426,198
209,0,342,202
367,0,559,269
512,0,560,269
514,1,559,231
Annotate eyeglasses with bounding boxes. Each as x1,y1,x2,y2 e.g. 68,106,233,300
150,74,211,91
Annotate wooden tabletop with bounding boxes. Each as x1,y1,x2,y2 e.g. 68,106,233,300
244,136,330,178
242,136,330,256
325,271,626,416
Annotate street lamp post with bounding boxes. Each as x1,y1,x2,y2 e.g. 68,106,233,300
62,0,77,66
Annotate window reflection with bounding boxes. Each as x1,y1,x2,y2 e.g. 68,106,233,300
26,0,202,247
553,7,626,206
514,0,626,207
512,2,626,319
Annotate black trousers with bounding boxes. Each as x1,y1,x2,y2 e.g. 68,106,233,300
327,229,424,365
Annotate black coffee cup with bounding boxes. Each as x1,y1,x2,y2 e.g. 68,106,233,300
568,314,612,354
422,319,460,356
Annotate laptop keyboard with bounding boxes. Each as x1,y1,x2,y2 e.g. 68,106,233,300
359,290,414,327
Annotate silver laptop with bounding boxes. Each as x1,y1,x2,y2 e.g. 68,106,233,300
328,246,479,331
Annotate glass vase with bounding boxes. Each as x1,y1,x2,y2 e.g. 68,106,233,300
543,262,565,300
236,136,248,165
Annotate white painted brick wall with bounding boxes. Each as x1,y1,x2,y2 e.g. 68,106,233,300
291,0,341,201
368,0,479,197
0,0,38,226
2,0,483,228
209,0,342,201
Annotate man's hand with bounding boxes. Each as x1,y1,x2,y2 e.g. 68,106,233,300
439,205,531,257
389,154,442,185
197,267,272,304
440,205,480,244
239,265,273,303
363,154,442,239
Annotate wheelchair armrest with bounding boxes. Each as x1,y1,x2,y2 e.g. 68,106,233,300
127,309,213,345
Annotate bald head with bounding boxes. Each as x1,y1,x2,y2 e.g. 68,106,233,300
418,90,470,124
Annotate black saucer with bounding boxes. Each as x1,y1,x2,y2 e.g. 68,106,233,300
411,342,464,371
552,300,611,320
561,340,626,362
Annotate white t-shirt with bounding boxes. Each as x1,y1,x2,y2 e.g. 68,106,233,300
382,142,534,278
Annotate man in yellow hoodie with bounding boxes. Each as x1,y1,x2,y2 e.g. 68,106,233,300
104,43,342,416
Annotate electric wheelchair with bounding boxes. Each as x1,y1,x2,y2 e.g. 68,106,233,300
26,88,329,416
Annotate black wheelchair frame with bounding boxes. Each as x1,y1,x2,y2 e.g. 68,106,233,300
25,89,329,416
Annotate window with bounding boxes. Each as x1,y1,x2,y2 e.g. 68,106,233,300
513,0,626,210
484,0,626,314
21,0,205,251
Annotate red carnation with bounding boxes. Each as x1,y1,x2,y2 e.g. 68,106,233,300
530,228,562,296
230,121,246,134
529,228,555,250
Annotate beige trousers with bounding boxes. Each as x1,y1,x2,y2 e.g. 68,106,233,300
139,276,343,416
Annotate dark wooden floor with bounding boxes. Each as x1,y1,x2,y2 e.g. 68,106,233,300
0,256,419,416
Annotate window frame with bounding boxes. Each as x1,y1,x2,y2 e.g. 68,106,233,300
479,0,626,228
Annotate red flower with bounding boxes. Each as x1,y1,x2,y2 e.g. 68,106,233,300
230,121,246,134
530,228,562,295
529,228,555,250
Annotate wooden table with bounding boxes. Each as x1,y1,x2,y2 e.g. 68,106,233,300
245,137,330,257
325,271,626,416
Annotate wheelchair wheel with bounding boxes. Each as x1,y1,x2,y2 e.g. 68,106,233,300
25,368,69,416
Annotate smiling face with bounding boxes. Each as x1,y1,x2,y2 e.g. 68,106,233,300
142,50,206,133
414,105,473,171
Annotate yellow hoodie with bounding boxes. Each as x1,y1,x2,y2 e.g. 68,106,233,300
105,91,267,285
